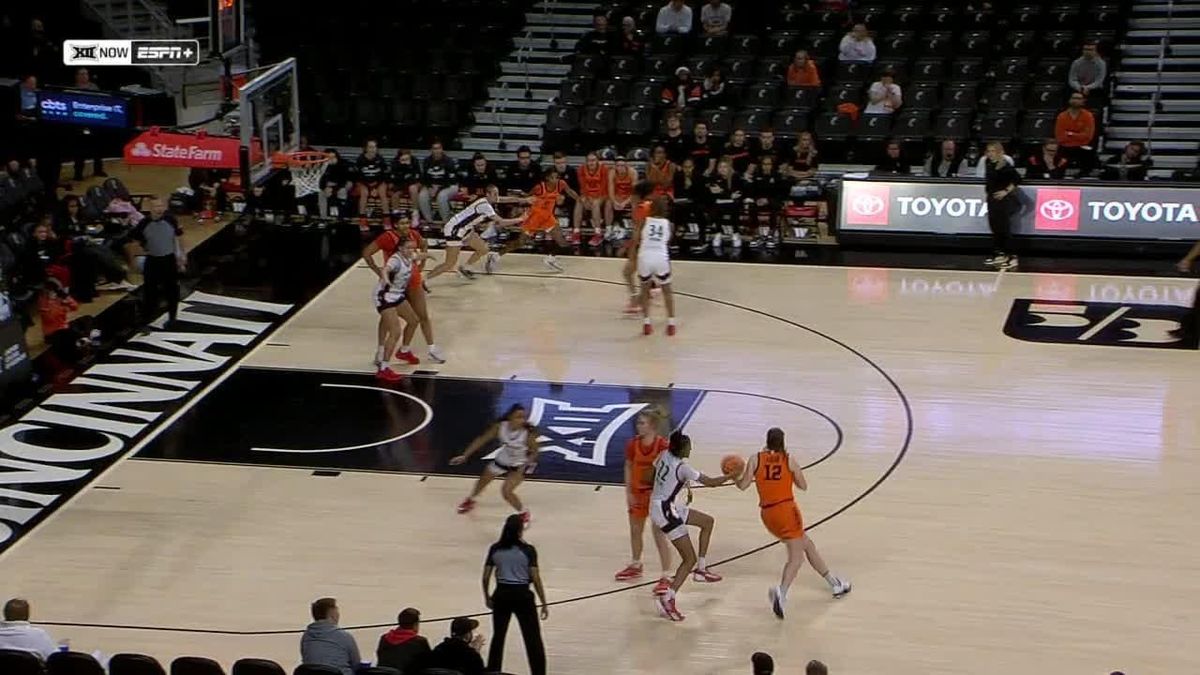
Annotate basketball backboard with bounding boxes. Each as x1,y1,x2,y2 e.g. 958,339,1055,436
237,57,299,185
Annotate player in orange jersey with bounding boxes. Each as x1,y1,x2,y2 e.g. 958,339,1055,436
613,408,674,594
362,213,444,364
502,167,579,272
645,145,677,197
575,151,610,247
607,155,638,240
736,428,851,619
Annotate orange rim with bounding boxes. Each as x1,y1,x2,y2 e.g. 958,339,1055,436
271,151,333,169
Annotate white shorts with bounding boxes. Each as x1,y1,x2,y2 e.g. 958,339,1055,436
373,286,407,312
650,499,690,541
637,252,671,286
486,458,528,476
443,219,477,246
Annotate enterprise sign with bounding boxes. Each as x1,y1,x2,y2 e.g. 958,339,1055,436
839,179,1200,240
36,89,130,129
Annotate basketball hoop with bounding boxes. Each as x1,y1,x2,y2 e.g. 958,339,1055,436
272,151,333,198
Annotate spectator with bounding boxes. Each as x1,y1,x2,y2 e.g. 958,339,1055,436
1069,41,1108,99
1054,92,1097,174
56,198,132,292
673,156,708,248
506,145,542,195
617,16,645,55
70,68,106,182
483,513,549,675
575,150,609,246
301,597,361,675
21,218,70,288
701,0,732,35
786,49,821,88
606,155,639,227
723,128,753,174
376,607,431,674
1024,139,1069,180
133,198,185,326
807,660,829,675
838,23,876,63
23,18,58,78
751,651,774,675
656,0,693,35
701,67,733,109
705,158,745,248
426,617,487,675
0,598,56,659
575,13,613,56
925,139,966,178
752,129,781,167
416,140,459,223
874,140,911,175
461,153,499,198
657,110,690,163
647,145,678,196
688,121,720,176
864,69,902,115
783,131,819,184
747,155,785,247
1101,141,1152,181
661,66,703,109
323,149,353,200
38,277,83,363
970,145,1013,177
390,149,422,213
17,74,37,119
353,138,389,219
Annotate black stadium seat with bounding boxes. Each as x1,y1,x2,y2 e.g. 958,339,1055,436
734,108,770,135
893,4,926,29
941,83,977,112
813,111,853,140
766,30,801,55
894,109,932,141
725,56,756,82
1020,112,1058,145
629,80,663,107
996,57,1030,83
1027,83,1067,112
805,30,838,56
857,113,894,141
616,106,654,138
772,108,811,139
728,34,761,55
979,112,1019,142
934,112,972,141
755,59,787,80
644,54,680,78
581,105,616,136
836,61,872,83
908,83,940,109
958,31,992,56
110,653,167,675
912,58,947,83
984,84,1025,112
696,34,728,55
744,81,781,109
559,78,590,107
594,79,631,107
701,109,734,137
1036,58,1071,84
609,56,640,80
921,32,953,55
879,31,915,57
782,86,820,109
951,58,985,82
544,105,581,133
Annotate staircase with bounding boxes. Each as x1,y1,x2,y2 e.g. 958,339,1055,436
1108,0,1200,174
457,0,598,154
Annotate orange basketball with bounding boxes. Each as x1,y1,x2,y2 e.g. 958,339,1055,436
720,454,745,476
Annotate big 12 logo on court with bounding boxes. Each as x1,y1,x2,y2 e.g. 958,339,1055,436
1004,299,1194,349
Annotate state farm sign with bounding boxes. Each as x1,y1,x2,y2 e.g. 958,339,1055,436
123,128,242,168
839,178,1200,240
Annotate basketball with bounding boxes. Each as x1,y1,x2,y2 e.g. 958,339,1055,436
720,454,745,476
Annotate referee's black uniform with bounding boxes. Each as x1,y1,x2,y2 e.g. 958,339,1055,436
483,518,547,675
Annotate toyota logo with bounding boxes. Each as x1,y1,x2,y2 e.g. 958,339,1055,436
1040,199,1075,221
852,194,885,216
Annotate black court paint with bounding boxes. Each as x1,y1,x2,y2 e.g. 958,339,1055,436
1005,298,1197,350
137,369,706,486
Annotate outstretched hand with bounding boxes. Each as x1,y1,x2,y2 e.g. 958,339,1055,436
449,454,467,466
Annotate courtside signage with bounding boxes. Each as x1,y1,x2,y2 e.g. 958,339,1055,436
839,179,1200,240
123,128,247,169
0,293,292,556
64,39,200,66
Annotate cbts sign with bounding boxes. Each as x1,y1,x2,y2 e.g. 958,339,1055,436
839,178,1200,240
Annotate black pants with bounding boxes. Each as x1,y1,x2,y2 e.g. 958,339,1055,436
73,128,105,179
986,196,1015,255
143,254,180,324
487,584,545,675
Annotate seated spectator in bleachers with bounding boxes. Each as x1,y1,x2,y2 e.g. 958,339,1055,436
701,67,733,109
783,131,819,185
461,153,499,199
56,197,133,292
301,597,361,675
706,158,745,248
575,151,609,246
416,140,459,223
301,179,347,219
575,13,614,57
506,145,542,196
838,23,876,63
874,140,912,175
0,598,56,660
661,66,703,109
323,149,353,200
925,140,967,178
752,651,774,675
376,607,431,674
747,155,785,247
656,0,693,35
17,74,37,120
753,129,781,167
1069,41,1108,101
617,16,645,55
786,50,821,88
673,156,707,246
22,218,71,288
607,155,638,225
551,152,582,243
724,129,753,174
970,146,1013,177
390,149,422,213
658,110,691,164
647,145,678,196
1055,92,1097,174
864,69,902,115
688,121,721,176
425,617,486,675
1101,141,1152,181
353,138,389,218
701,0,732,36
1024,139,1069,180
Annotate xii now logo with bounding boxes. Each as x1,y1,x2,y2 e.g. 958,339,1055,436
131,40,200,66
1005,299,1195,350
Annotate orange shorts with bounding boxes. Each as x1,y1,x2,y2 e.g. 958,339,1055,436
581,190,606,201
628,490,652,519
407,267,423,291
761,501,804,540
523,208,558,233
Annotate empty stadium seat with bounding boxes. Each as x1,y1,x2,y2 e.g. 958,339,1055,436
616,106,654,138
772,108,811,139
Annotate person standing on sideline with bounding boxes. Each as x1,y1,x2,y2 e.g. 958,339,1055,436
1173,242,1200,342
300,597,362,675
482,514,548,675
133,198,185,326
983,142,1020,270
0,598,57,659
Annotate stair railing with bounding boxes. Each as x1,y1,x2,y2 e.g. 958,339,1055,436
1144,0,1175,156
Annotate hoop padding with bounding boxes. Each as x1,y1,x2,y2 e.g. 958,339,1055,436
275,151,331,197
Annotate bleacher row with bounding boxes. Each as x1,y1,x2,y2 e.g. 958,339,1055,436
545,0,1124,161
0,649,403,675
251,0,536,147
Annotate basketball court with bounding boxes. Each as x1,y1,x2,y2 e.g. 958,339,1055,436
2,255,1197,674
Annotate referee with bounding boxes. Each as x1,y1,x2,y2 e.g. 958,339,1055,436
134,198,185,326
984,141,1021,270
482,513,548,675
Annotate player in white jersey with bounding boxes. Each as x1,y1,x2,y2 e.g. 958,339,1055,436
630,196,678,336
648,431,739,621
426,185,525,281
372,239,424,382
450,403,540,527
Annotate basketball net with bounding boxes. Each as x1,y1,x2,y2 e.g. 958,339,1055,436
274,151,332,198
